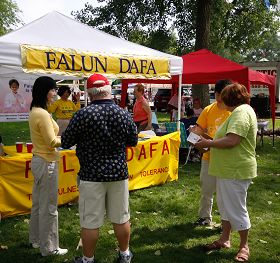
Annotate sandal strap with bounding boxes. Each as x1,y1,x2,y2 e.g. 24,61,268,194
235,248,250,262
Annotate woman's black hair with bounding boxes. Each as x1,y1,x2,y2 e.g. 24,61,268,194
214,79,233,94
57,86,71,97
186,107,194,117
30,76,56,110
9,79,19,87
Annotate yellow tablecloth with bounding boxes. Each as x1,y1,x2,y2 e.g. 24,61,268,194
0,132,180,218
3,145,32,157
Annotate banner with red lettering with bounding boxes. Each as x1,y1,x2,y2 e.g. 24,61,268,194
0,150,79,218
127,132,179,190
0,132,180,218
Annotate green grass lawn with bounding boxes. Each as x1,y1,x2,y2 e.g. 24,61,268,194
0,120,280,262
1,114,279,145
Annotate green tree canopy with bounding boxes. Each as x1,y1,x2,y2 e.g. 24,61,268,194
0,0,22,36
72,0,280,61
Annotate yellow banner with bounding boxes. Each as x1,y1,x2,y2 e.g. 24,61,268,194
21,44,171,79
0,132,179,218
127,132,179,190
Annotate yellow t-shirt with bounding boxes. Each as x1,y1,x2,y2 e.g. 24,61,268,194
48,99,80,119
29,107,61,161
196,102,231,160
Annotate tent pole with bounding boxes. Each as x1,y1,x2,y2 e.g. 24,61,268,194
84,77,88,107
177,74,182,130
121,80,128,108
273,117,275,147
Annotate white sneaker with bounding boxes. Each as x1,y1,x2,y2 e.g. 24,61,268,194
32,243,40,249
52,248,68,255
42,247,68,256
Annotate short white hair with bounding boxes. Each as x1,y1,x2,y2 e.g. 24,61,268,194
87,85,111,97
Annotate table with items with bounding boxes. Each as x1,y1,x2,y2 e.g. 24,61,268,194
0,132,180,218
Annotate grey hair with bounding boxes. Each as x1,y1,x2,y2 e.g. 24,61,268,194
87,85,111,97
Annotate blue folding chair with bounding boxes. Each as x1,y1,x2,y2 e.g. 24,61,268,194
164,122,191,166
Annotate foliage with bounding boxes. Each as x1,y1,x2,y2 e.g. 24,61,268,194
244,33,280,61
72,1,179,54
209,0,280,61
0,0,22,36
72,0,280,60
0,135,280,262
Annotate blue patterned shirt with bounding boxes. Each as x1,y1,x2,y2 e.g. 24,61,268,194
61,99,138,182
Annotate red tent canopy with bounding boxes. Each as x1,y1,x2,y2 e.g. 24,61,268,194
248,69,276,121
181,49,249,87
180,49,276,122
121,49,276,128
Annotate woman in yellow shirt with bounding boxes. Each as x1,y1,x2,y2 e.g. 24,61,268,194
29,76,68,256
48,86,80,135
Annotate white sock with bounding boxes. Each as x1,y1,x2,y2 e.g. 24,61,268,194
120,248,130,256
82,255,94,263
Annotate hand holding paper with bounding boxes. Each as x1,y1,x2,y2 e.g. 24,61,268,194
195,136,211,150
187,131,212,152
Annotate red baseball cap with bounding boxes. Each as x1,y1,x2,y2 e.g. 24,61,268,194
87,74,110,89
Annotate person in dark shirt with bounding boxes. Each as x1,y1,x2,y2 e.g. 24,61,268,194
180,108,198,137
180,108,200,162
61,74,138,263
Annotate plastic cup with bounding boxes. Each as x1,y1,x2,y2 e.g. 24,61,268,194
26,142,33,153
16,142,23,153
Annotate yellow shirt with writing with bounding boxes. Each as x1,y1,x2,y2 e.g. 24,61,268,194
48,99,80,119
196,102,231,160
29,107,61,161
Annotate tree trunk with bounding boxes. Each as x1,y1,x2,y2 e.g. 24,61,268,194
192,0,213,108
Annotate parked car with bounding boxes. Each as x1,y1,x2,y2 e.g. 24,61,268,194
209,91,216,104
111,88,134,112
154,89,171,112
111,88,122,99
111,88,122,104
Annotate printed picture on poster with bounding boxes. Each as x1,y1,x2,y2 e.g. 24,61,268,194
0,78,33,122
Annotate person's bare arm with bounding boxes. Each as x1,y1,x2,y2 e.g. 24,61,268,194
142,101,152,130
189,124,206,135
195,133,241,149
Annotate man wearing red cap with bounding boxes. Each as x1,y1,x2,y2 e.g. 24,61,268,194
61,74,138,263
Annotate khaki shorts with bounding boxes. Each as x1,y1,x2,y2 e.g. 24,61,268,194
79,179,130,229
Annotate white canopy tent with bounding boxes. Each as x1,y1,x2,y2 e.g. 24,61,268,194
0,11,182,81
0,11,183,124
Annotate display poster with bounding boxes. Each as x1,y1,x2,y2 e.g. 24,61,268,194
0,77,33,122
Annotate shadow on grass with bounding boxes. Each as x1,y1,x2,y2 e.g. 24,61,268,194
132,222,221,245
130,222,227,262
128,241,238,263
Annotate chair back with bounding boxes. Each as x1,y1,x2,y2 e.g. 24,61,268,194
164,122,188,149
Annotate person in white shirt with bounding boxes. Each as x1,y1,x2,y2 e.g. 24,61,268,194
168,89,186,121
193,98,203,117
4,79,27,113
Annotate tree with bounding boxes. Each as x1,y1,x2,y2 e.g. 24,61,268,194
72,0,280,59
208,0,280,60
192,0,213,107
0,0,22,36
245,33,280,61
72,0,280,105
72,1,179,53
